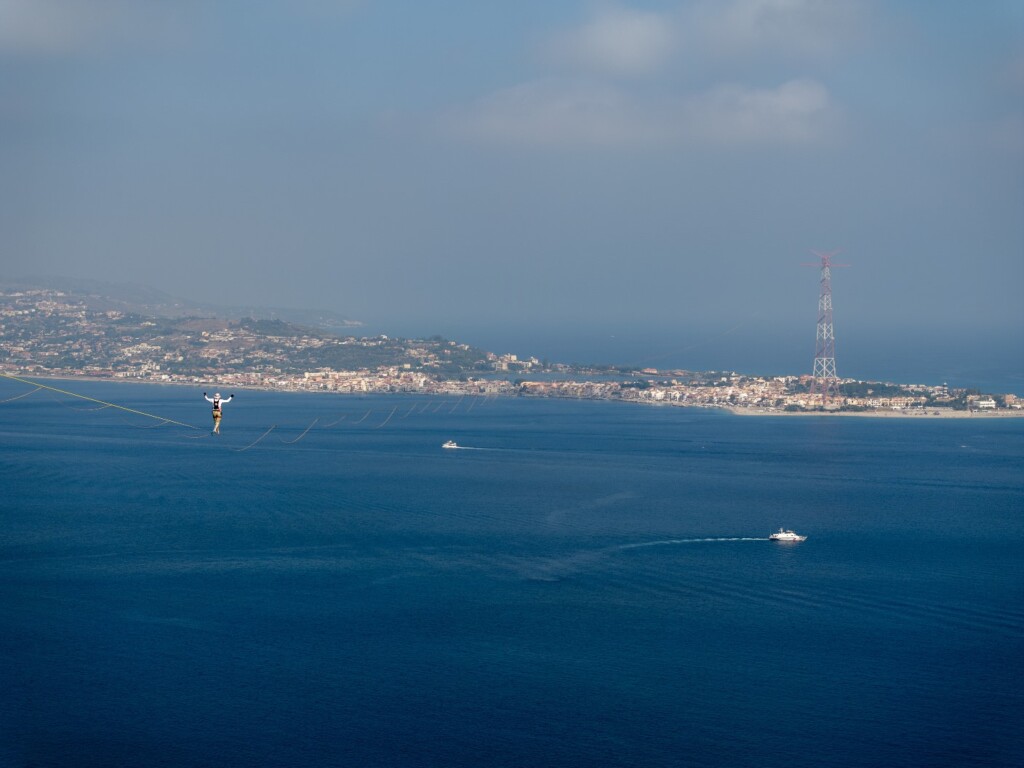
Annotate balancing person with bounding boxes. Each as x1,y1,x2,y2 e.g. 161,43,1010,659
203,392,234,434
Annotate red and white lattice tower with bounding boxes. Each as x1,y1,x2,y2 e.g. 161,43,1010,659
807,250,847,404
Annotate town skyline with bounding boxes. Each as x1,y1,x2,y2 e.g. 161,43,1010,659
3,282,1020,415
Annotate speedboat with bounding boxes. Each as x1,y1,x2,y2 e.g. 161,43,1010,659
769,528,807,542
442,440,458,449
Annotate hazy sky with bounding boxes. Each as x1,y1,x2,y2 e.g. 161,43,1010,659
2,1,1022,377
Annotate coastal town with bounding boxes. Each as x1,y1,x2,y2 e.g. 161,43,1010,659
1,286,1019,416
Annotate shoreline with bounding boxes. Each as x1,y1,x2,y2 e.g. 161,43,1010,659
4,371,1023,420
716,405,1024,418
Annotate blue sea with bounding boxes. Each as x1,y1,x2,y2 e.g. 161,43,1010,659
1,380,1022,767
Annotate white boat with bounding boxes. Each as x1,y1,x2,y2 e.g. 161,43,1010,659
442,440,458,449
769,528,807,542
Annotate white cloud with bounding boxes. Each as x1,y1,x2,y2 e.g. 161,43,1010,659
442,79,662,147
442,77,838,148
0,0,363,56
685,78,836,144
0,0,101,53
439,2,855,149
0,0,184,54
550,4,678,77
693,0,867,58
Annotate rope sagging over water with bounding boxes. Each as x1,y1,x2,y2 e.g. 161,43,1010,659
235,425,277,452
0,385,41,403
281,418,318,444
374,406,398,429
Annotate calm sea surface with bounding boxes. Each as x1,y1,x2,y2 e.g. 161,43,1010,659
1,380,1022,767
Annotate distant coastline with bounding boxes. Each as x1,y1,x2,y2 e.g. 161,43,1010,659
718,404,1024,419
3,286,1021,416
5,371,1023,420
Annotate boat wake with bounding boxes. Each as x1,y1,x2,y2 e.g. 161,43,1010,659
510,537,772,584
615,537,767,551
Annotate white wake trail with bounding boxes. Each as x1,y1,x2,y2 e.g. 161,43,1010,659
615,537,767,551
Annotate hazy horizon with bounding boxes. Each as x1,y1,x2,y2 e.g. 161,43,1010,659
2,1,1022,384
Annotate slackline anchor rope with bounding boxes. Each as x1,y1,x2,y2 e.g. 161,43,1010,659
281,418,318,444
235,425,276,452
0,372,200,430
0,385,42,403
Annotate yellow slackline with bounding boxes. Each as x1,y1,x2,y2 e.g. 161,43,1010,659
0,372,200,430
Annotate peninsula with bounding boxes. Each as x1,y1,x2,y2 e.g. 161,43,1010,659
1,285,1019,418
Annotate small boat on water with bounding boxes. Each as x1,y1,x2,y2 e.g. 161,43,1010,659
769,528,807,542
442,440,458,449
